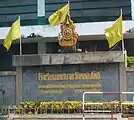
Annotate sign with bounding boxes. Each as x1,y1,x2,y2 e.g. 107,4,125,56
22,64,120,101
38,72,100,80
37,72,101,95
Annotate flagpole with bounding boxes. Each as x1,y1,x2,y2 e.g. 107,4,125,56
120,9,125,52
20,35,22,55
68,0,70,15
19,16,22,55
120,9,127,67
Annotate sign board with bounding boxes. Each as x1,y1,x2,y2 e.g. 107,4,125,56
22,63,120,101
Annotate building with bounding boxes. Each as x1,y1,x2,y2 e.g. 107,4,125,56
0,0,134,105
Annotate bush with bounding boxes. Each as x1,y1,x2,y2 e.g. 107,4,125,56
15,101,134,114
127,56,134,67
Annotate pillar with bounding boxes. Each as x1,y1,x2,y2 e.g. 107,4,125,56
38,39,47,54
119,62,127,101
16,67,22,105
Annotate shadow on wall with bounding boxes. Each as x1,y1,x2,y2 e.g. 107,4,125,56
0,43,38,71
0,45,14,71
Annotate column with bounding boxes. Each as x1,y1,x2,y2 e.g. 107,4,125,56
132,0,134,20
38,39,47,54
16,67,23,105
37,0,45,25
119,62,127,101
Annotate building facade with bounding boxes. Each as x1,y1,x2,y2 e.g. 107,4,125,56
0,0,131,27
0,0,134,105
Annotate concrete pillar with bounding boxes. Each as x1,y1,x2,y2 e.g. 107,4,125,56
37,0,45,25
16,67,22,105
38,39,47,54
119,62,127,101
131,0,134,20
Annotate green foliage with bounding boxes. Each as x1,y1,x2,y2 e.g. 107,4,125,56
127,56,134,67
16,101,134,114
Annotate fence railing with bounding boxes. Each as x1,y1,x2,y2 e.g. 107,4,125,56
0,105,84,115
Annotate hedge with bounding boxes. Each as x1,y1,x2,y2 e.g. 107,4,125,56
15,101,134,114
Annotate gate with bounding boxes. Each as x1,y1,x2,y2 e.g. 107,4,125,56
82,92,134,120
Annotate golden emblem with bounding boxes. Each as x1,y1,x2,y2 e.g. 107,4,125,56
58,15,78,47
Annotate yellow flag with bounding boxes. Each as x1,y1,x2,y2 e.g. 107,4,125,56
48,4,69,26
3,17,20,51
104,15,123,48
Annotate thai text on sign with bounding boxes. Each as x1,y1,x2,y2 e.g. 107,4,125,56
38,72,101,80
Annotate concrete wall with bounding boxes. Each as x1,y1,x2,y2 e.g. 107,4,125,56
7,114,118,120
0,72,16,105
13,51,124,66
12,51,127,103
126,68,134,100
0,51,128,104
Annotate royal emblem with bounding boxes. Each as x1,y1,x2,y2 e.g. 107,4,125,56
58,15,78,47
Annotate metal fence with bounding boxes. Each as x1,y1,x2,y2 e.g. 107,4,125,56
0,105,83,115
